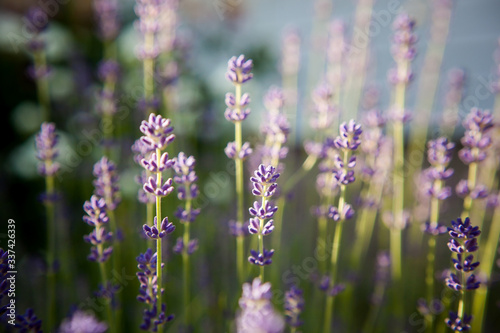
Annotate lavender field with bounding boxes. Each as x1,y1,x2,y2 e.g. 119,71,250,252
1,0,500,332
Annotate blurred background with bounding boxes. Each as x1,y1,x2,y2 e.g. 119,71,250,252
1,0,500,332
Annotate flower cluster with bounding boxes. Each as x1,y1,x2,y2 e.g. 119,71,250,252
0,249,9,315
445,217,481,331
224,54,254,160
93,0,120,42
82,195,113,262
15,308,43,333
310,83,336,131
135,0,162,60
258,87,290,171
24,7,50,79
248,165,280,266
172,152,200,255
139,113,176,239
284,285,304,329
421,137,455,234
93,156,121,211
96,60,120,117
459,108,494,165
136,249,174,331
35,122,60,177
388,13,417,85
59,310,107,333
132,139,156,204
236,278,285,333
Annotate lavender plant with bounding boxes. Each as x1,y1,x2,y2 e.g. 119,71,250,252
323,120,361,333
284,285,304,332
16,308,43,333
82,195,114,331
236,278,284,333
172,152,200,325
248,164,280,280
457,108,494,221
25,7,51,122
445,217,481,331
420,137,454,332
388,13,417,289
224,54,254,283
58,310,108,333
136,248,174,331
139,113,176,332
35,122,60,331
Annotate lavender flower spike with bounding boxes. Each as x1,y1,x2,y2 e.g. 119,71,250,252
445,217,481,331
284,285,304,328
237,278,285,333
59,310,107,333
140,113,175,151
83,195,113,262
35,122,60,177
226,55,254,84
93,156,121,211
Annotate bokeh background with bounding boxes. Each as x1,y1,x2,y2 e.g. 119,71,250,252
1,0,500,332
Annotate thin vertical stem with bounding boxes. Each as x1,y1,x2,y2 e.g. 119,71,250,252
323,151,348,333
98,261,114,333
155,148,164,332
234,82,245,283
45,173,56,332
461,161,477,220
34,50,50,122
182,202,191,325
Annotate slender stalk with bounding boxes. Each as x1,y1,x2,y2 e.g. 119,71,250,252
258,186,269,281
472,200,500,332
233,82,246,283
323,151,348,333
425,180,442,333
391,79,406,284
45,173,56,332
98,261,114,332
461,161,478,220
33,50,50,122
182,208,191,325
155,148,164,332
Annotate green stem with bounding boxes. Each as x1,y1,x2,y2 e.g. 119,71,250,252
425,181,442,333
98,261,114,332
323,151,348,333
182,213,191,325
391,69,407,296
45,173,56,332
34,49,50,122
234,82,246,283
155,148,164,332
461,161,477,220
472,200,500,332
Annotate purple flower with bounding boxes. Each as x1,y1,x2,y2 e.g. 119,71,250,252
389,13,417,85
93,0,120,42
248,249,274,266
459,108,494,164
15,308,42,333
143,176,174,197
225,141,253,160
93,157,121,211
83,195,113,262
173,238,198,255
445,217,481,329
284,286,304,328
226,55,253,84
59,310,107,333
310,83,336,131
263,86,285,111
140,113,175,151
237,278,285,333
334,120,363,151
141,152,175,173
143,216,175,239
35,122,60,177
250,164,280,197
136,248,174,331
422,222,448,236
229,220,250,237
445,311,472,331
